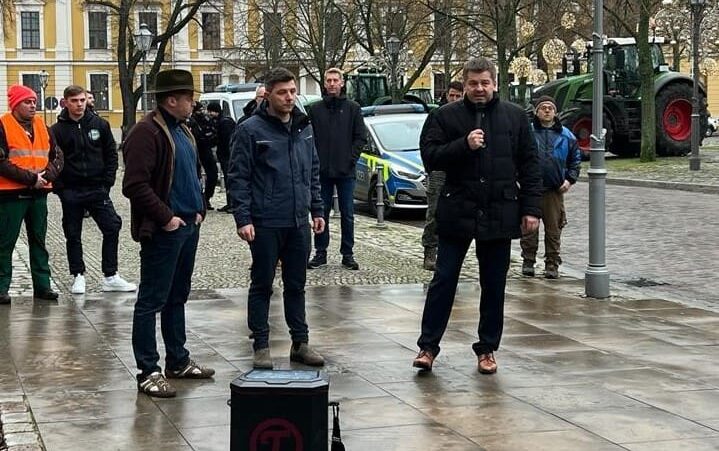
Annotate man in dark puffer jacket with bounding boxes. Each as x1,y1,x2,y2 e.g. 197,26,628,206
521,95,581,279
413,57,542,375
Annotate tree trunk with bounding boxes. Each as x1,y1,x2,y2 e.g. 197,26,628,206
497,42,509,101
638,3,656,162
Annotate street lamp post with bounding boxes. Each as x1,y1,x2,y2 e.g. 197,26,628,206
38,69,49,124
690,0,706,171
386,35,401,103
133,23,154,115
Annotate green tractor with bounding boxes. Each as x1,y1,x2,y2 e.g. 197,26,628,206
532,37,707,158
344,70,435,108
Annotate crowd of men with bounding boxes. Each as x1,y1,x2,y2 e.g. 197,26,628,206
0,56,580,397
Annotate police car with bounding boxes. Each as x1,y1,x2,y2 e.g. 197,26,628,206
354,104,428,216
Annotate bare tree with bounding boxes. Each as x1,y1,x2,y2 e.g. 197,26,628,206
83,0,210,137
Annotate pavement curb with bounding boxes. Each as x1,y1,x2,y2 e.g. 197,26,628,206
578,176,719,194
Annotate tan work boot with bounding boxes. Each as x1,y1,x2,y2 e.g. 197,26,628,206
290,343,325,366
412,350,435,371
423,247,437,271
253,348,273,369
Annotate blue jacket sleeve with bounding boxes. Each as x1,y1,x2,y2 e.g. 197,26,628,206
228,124,254,228
565,134,581,184
309,127,323,218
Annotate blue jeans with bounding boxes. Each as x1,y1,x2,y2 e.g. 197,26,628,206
417,237,511,357
314,177,355,257
248,225,311,350
132,222,199,378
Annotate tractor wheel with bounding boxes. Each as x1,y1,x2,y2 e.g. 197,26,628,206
656,83,694,156
561,107,613,160
368,180,392,218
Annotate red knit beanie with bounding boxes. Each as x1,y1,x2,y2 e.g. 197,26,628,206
8,85,37,111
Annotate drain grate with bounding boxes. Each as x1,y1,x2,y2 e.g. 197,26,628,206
624,278,670,287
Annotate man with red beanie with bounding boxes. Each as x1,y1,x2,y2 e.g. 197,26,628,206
0,84,64,304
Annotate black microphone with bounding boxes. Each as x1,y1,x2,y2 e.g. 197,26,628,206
475,106,486,148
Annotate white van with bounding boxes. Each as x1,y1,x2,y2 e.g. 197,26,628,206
198,83,306,121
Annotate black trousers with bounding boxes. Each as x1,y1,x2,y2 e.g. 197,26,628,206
198,146,218,202
58,187,122,277
247,225,311,350
417,236,511,357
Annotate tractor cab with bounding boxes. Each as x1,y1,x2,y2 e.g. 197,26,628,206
344,71,391,107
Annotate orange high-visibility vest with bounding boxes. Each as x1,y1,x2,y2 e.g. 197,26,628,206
0,113,51,190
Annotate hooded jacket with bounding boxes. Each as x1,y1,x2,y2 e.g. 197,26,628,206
307,95,367,178
530,116,581,191
51,108,117,190
420,95,542,241
228,102,323,228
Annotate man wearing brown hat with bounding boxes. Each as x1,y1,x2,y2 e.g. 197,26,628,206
123,69,214,397
520,95,581,279
0,84,64,305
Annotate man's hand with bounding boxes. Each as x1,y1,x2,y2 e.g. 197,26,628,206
467,129,485,150
521,215,540,235
559,180,571,194
238,224,255,242
33,171,47,189
162,216,186,232
312,217,325,234
195,213,203,225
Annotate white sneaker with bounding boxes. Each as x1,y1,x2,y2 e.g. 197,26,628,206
102,274,137,292
71,274,86,294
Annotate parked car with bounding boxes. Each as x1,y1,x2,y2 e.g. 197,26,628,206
354,104,428,217
199,84,306,121
706,114,719,137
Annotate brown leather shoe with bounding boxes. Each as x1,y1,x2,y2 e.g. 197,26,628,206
478,353,497,374
412,350,435,371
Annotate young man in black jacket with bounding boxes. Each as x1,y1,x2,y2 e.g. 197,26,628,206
228,67,326,369
51,85,135,295
207,102,237,213
412,58,542,374
306,68,367,270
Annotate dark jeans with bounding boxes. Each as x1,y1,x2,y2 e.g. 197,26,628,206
132,222,199,378
248,225,311,350
0,195,51,293
58,187,122,276
314,177,355,257
217,151,232,209
421,171,446,250
417,236,511,357
199,146,218,202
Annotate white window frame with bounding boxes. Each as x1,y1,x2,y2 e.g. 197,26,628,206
87,72,112,111
201,72,223,93
84,7,113,60
14,0,45,57
198,5,225,53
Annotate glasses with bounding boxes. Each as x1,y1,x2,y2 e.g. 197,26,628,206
538,105,555,112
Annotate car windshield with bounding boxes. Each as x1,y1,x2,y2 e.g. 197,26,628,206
232,99,251,119
371,117,425,152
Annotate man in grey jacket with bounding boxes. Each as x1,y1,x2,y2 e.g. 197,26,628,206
228,67,326,369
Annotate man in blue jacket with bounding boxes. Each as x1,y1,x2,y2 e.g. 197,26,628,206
521,95,581,279
228,67,326,369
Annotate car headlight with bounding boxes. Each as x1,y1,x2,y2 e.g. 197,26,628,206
391,166,422,180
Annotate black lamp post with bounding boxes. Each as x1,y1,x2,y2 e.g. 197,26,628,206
39,69,49,123
690,0,706,171
386,35,401,103
134,23,154,115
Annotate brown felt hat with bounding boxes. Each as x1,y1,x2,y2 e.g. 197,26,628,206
149,69,201,94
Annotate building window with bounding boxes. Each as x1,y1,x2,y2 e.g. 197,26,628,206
203,74,223,93
138,11,158,48
263,12,281,60
21,74,42,107
202,12,221,50
21,11,40,49
140,73,157,111
89,74,109,110
88,11,108,49
324,8,342,54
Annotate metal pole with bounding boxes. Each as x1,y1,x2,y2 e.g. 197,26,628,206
374,164,386,227
585,0,610,298
391,54,398,103
690,3,702,171
41,85,46,124
142,52,148,115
